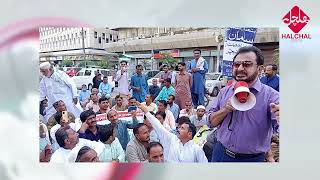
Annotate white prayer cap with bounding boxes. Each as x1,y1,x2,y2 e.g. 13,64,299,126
196,105,206,111
39,62,51,69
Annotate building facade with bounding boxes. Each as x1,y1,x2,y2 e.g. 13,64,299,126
39,27,279,72
39,27,119,63
106,28,279,72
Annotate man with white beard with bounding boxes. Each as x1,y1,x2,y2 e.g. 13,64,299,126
39,62,81,121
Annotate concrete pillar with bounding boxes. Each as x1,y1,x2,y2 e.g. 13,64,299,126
209,56,214,73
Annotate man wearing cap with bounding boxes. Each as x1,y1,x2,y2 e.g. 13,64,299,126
39,62,80,122
189,105,208,131
208,46,279,162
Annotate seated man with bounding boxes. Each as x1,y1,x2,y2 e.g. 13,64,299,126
141,94,158,113
147,142,164,163
149,79,161,99
79,84,91,108
91,88,99,95
157,100,176,131
85,93,100,113
127,97,138,107
81,88,100,108
179,101,197,118
107,110,139,150
78,110,101,141
126,123,150,162
47,100,75,131
96,96,111,114
98,124,125,162
39,121,52,162
155,78,175,102
75,146,100,162
50,111,79,151
171,116,191,135
138,103,208,162
50,125,104,163
167,95,180,120
98,76,113,98
112,95,127,111
189,105,209,131
126,96,143,113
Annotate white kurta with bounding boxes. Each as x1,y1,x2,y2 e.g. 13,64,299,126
145,112,208,162
163,110,176,131
115,70,130,95
99,138,125,162
50,138,104,163
39,70,80,121
50,123,81,152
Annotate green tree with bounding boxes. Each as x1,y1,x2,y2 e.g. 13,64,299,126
159,52,178,68
61,58,73,67
97,59,109,69
97,56,118,69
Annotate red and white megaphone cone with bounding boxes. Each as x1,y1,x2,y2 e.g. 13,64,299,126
230,81,256,111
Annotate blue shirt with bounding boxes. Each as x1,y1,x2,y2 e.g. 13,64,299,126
78,125,102,142
39,138,50,152
260,75,279,92
99,82,113,96
113,118,139,150
187,59,208,94
149,85,160,99
155,86,175,102
130,73,149,102
168,103,180,120
79,90,90,104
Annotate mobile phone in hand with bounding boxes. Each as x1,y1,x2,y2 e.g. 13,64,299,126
62,111,68,123
128,106,137,112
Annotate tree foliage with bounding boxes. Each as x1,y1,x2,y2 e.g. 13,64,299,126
98,56,117,69
61,58,73,67
158,52,178,68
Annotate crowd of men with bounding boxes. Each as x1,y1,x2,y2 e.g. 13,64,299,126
39,46,280,163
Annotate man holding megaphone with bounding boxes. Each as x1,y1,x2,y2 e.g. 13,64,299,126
208,46,279,162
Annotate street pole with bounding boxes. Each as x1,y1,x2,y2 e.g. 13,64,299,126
216,42,221,72
81,27,86,67
216,28,222,73
151,35,154,70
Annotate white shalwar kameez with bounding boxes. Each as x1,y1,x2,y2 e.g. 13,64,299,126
50,138,104,163
40,69,81,121
145,112,208,162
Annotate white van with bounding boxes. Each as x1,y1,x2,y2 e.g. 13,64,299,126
72,68,116,90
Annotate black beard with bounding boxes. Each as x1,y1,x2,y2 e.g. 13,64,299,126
266,73,272,77
233,70,258,84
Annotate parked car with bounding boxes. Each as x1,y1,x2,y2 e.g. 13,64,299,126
147,71,163,87
144,70,160,80
66,67,82,77
71,68,115,90
205,73,227,97
58,67,81,77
